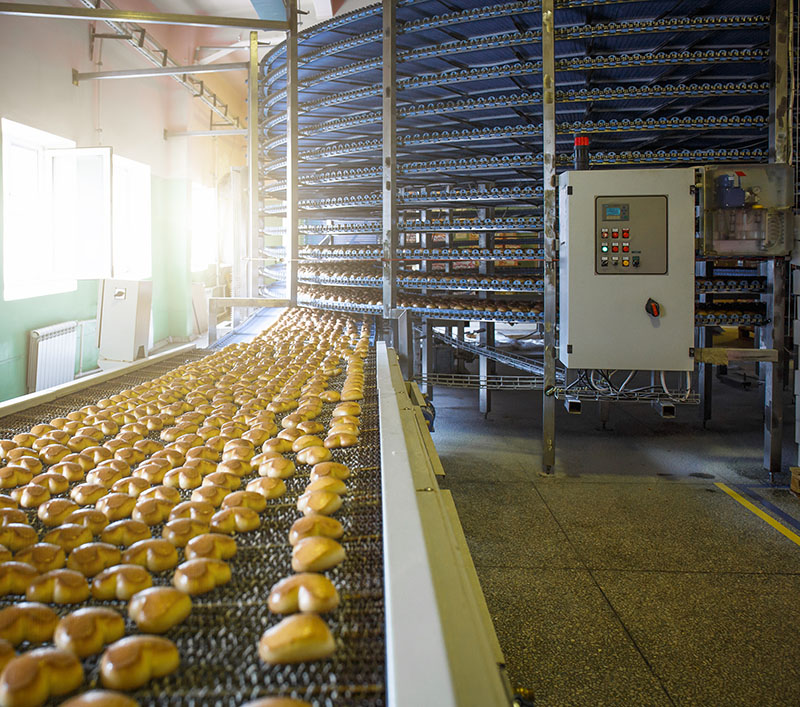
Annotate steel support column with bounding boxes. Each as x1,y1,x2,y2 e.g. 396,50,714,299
541,0,557,473
285,0,300,305
247,31,259,300
382,0,399,336
764,0,790,477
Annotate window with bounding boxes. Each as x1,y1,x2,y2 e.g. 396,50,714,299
191,183,218,272
2,119,113,301
112,155,151,279
2,119,76,300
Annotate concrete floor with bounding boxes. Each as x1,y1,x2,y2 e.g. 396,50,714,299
432,373,800,706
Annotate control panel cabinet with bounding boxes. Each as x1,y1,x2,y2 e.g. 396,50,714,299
558,168,695,371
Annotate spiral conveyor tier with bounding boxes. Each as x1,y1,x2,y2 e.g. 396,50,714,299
259,0,771,326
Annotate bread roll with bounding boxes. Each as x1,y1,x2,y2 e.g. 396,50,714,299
11,456,43,476
0,546,11,564
182,458,217,477
310,462,350,481
168,501,215,524
137,485,180,506
68,509,109,535
83,446,113,464
190,485,229,507
133,439,162,456
58,455,92,476
151,449,184,468
0,509,27,527
202,471,241,491
276,429,302,443
100,635,179,691
30,473,69,496
319,391,340,403
210,507,260,534
0,563,39,597
0,640,14,674
11,484,50,509
128,587,191,633
296,491,342,517
11,434,36,449
15,543,65,573
0,466,33,490
172,558,231,595
60,691,138,707
71,483,108,506
0,647,83,706
0,603,58,645
295,446,332,466
291,536,345,572
268,573,339,614
258,457,295,480
53,607,125,659
92,564,152,601
39,444,70,465
41,524,93,552
161,519,209,547
221,491,266,513
296,421,325,436
26,569,90,604
246,477,286,500
184,533,236,561
67,543,121,577
186,446,219,463
291,435,324,453
87,465,127,489
327,422,359,437
0,441,17,460
111,477,150,498
262,438,294,454
332,402,361,417
163,466,202,490
132,460,170,484
304,477,347,496
100,520,151,547
121,539,179,573
258,614,335,664
96,493,136,522
0,496,16,511
216,459,250,477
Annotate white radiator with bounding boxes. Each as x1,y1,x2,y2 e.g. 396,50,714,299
27,321,78,393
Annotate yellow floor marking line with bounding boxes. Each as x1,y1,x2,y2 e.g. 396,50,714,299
715,482,800,547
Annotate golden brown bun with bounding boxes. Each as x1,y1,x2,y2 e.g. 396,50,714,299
296,421,325,436
68,509,109,535
111,477,150,498
268,573,339,614
15,543,65,573
133,439,162,457
37,498,79,527
216,459,251,477
30,472,69,495
262,438,294,454
50,461,86,482
131,498,172,527
128,587,191,633
59,690,138,706
96,494,137,522
304,477,347,496
186,446,219,462
288,515,344,547
99,635,179,691
132,460,170,484
121,539,179,573
221,491,266,513
258,614,335,664
291,435,323,453
295,446,331,466
25,569,89,604
70,483,108,506
66,543,121,577
41,524,93,552
0,647,83,706
168,501,215,524
100,520,151,547
11,456,43,476
310,462,350,481
210,507,260,535
332,402,361,417
11,484,50,509
150,449,185,468
276,429,302,444
182,458,217,477
0,509,27,526
0,603,58,645
184,533,237,561
202,471,241,491
319,390,340,403
163,467,202,490
92,564,152,601
323,433,357,449
0,640,14,674
82,446,113,464
172,558,231,595
87,465,128,489
53,607,125,658
258,457,295,480
190,485,229,507
161,519,210,547
296,491,342,517
246,477,286,500
137,485,180,506
0,546,11,564
0,496,17,511
0,563,39,597
291,536,345,573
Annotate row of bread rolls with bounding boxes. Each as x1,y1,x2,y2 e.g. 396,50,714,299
0,308,369,706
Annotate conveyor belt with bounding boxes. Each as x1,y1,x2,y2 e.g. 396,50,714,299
0,325,387,705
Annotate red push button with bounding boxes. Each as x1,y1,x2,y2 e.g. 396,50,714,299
612,230,619,238
611,245,619,253
622,245,629,253
622,229,630,238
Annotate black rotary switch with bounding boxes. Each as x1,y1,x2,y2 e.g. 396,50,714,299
645,298,661,318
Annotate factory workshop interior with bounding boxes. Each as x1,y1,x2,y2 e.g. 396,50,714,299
0,0,798,705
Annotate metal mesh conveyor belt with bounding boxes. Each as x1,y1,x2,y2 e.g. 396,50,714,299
0,343,386,705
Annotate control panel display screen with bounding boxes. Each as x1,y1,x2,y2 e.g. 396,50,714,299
602,204,629,221
595,195,667,275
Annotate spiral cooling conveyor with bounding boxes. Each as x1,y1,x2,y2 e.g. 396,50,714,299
258,0,771,333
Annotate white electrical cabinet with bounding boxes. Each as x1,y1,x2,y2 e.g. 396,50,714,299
97,280,152,362
558,168,696,372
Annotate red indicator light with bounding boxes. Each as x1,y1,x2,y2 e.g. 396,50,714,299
622,245,629,253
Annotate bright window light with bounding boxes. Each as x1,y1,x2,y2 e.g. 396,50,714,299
113,155,151,279
191,183,218,272
2,118,77,300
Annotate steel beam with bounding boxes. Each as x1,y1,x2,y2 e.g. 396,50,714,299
0,3,287,30
382,0,399,325
73,62,248,83
164,130,248,138
248,31,260,300
541,0,557,473
765,0,790,477
285,0,300,305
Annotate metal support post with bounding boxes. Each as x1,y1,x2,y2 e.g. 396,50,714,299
698,261,714,426
422,320,434,399
285,1,300,304
247,31,259,300
382,0,399,338
541,0,557,473
478,202,495,415
764,0,790,477
396,310,414,380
